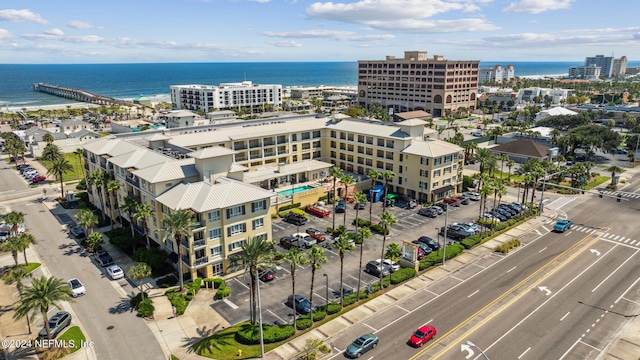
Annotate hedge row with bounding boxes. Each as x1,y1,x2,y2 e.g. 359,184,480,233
351,218,389,235
279,203,302,212
390,268,417,284
419,243,465,271
235,324,296,345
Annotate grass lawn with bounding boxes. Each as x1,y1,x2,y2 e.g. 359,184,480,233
57,326,86,353
584,176,611,190
193,324,280,360
38,152,84,182
19,262,41,273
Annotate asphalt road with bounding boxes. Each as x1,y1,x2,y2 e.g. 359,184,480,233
316,176,640,360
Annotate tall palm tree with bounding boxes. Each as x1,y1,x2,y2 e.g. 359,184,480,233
381,170,395,212
307,245,328,324
340,174,355,227
4,211,24,237
282,248,310,331
355,226,372,302
378,211,397,290
240,236,276,324
162,209,197,292
85,232,104,253
331,234,355,309
134,203,154,249
73,148,85,181
492,179,507,209
506,159,515,180
499,154,508,179
3,267,33,334
46,156,74,199
74,208,98,234
1,236,23,267
352,191,366,231
606,165,624,185
128,262,152,295
120,196,138,238
384,243,402,262
475,148,495,175
106,180,121,230
13,276,74,340
367,169,381,223
328,167,344,230
88,170,109,222
41,143,63,163
17,233,35,266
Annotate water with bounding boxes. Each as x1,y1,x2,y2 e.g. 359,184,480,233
2,61,639,109
277,185,315,197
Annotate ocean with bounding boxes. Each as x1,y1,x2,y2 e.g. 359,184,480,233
2,61,639,109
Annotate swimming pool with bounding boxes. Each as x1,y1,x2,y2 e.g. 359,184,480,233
277,185,314,197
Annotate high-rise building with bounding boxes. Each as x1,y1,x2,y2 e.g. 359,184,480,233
479,64,515,84
612,56,628,77
357,51,479,117
585,55,614,78
568,64,601,79
170,81,282,113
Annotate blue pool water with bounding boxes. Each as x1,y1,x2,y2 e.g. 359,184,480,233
277,185,314,197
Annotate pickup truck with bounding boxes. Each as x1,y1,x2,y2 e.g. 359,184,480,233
305,228,326,242
553,219,573,232
306,204,331,218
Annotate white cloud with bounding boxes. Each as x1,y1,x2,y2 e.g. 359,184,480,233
268,40,302,47
68,20,94,29
263,29,394,41
44,28,64,36
307,0,466,23
249,0,272,3
0,9,48,24
0,28,11,40
503,0,573,14
371,18,499,33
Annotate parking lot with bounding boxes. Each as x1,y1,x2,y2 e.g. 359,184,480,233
212,198,484,326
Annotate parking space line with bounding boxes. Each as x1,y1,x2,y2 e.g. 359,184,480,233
233,278,249,289
267,309,288,324
362,322,378,332
450,276,464,282
395,305,411,313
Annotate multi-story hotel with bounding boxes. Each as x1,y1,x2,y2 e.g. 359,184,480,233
478,64,515,84
568,64,601,79
82,114,463,279
170,81,282,113
357,51,480,117
585,55,615,78
612,56,627,77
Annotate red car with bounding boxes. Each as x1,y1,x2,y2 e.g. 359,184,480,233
258,269,275,282
443,197,461,207
408,324,437,347
31,175,47,183
305,228,326,242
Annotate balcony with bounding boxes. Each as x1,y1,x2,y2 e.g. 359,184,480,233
193,239,206,248
125,176,139,188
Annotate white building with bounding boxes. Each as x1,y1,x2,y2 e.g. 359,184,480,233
170,81,283,113
568,64,601,79
535,107,578,121
158,110,202,128
479,64,515,84
517,87,572,104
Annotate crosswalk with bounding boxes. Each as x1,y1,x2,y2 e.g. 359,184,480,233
597,190,640,200
540,221,640,248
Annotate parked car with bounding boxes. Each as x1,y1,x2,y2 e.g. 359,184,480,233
407,324,437,347
472,131,484,137
443,197,462,207
279,236,301,250
434,202,448,211
379,258,400,272
258,268,276,282
440,225,474,240
492,208,513,219
462,191,480,201
412,240,433,254
480,212,501,223
428,205,444,215
95,250,114,267
68,278,86,297
497,205,517,216
365,260,390,278
417,236,441,251
553,219,573,232
416,247,427,260
283,213,306,226
510,202,527,211
305,204,331,218
293,233,316,248
354,202,366,210
38,311,72,339
418,207,438,218
31,175,47,183
305,228,326,242
69,225,86,239
0,231,10,242
106,264,124,280
616,148,628,154
452,222,480,234
345,333,379,358
286,295,315,314
489,211,508,222
335,200,347,213
457,196,471,205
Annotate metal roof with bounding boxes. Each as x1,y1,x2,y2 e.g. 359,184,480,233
188,147,237,159
401,138,463,157
108,148,172,169
83,138,140,156
133,158,199,183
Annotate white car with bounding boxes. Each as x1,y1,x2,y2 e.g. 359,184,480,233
68,278,86,297
106,264,124,280
292,233,317,248
379,258,400,272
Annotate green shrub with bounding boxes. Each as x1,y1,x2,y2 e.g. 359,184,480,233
189,278,202,293
343,291,367,306
312,310,326,321
130,292,148,309
352,218,371,227
106,227,138,253
157,274,178,288
289,208,308,219
171,294,188,315
271,213,279,219
370,223,390,235
295,318,312,330
419,243,465,270
215,286,230,299
236,324,296,345
133,248,168,272
326,302,341,315
495,238,522,253
213,278,223,289
137,298,155,318
279,203,302,211
185,293,194,301
390,268,416,284
461,234,483,249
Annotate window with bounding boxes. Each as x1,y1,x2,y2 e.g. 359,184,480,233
252,217,264,230
432,182,439,188
434,170,441,177
228,239,246,252
444,167,451,175
444,155,452,163
252,200,267,212
330,131,336,138
419,181,428,190
227,223,247,236
210,245,222,258
312,130,321,138
386,140,394,148
165,238,174,251
208,227,221,240
208,210,220,222
227,205,246,219
434,157,442,165
420,157,429,165
420,169,429,177
357,135,364,143
331,141,336,148
377,138,385,146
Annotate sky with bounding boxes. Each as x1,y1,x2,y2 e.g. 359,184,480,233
1,0,639,64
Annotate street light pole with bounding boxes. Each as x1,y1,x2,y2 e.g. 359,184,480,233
323,273,329,309
466,340,490,360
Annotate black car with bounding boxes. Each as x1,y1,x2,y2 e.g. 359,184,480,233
69,225,86,239
95,250,114,267
286,295,316,314
498,205,517,216
335,200,347,213
279,236,299,250
411,240,433,254
38,311,71,339
439,225,474,240
417,236,441,251
354,202,366,210
284,213,306,226
493,208,513,219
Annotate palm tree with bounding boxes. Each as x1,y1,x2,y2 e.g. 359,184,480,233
46,156,74,199
240,236,276,324
134,203,154,249
367,169,381,223
475,148,495,175
340,174,355,227
351,190,366,230
41,143,63,163
282,248,310,330
162,209,197,292
606,165,624,185
307,245,328,324
499,154,508,179
85,232,104,253
17,233,35,266
128,262,152,295
4,211,24,237
331,235,355,309
1,236,23,267
74,208,98,234
384,243,402,262
3,267,33,333
88,170,109,222
506,159,515,180
73,148,85,181
42,133,54,145
355,226,372,302
378,211,397,290
106,180,121,230
13,276,74,340
120,196,138,238
381,170,395,211
329,167,344,230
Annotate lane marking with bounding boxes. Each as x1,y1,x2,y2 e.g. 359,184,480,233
467,290,479,298
223,298,239,310
507,266,517,273
560,312,570,321
518,347,531,359
538,247,547,253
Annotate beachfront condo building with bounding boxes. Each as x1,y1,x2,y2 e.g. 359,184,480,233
584,55,627,78
357,51,480,117
81,114,463,279
479,64,515,84
612,56,628,77
568,64,601,79
170,81,282,113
